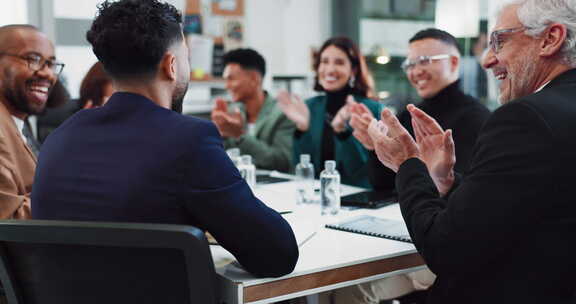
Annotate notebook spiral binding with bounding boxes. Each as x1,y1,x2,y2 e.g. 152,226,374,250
325,215,412,243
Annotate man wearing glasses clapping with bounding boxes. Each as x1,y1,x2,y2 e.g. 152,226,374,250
339,28,491,304
351,28,490,194
366,0,576,302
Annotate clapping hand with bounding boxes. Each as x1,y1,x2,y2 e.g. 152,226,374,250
211,97,245,138
367,108,419,172
330,95,356,133
349,97,376,150
408,104,455,196
277,90,310,132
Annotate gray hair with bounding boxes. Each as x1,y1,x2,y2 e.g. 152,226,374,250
514,0,576,67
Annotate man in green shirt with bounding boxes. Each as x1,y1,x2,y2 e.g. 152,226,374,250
211,48,294,172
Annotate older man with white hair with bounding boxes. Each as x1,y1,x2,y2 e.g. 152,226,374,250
367,0,576,303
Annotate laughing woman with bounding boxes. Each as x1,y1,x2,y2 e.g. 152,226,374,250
278,37,381,187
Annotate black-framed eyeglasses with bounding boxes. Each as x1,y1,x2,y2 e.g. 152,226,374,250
488,26,531,54
401,54,451,72
0,52,65,75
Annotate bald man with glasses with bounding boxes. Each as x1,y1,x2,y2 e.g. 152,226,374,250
0,24,63,219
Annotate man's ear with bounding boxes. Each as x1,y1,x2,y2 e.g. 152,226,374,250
540,23,567,58
160,52,177,81
248,70,262,86
449,55,460,74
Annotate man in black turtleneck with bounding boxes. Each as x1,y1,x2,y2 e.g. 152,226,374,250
352,28,490,192
341,29,490,304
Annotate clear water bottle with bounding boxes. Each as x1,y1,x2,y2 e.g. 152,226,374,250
238,155,256,188
226,148,241,167
320,160,340,216
295,154,315,205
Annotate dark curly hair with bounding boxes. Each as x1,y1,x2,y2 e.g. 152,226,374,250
86,0,183,79
223,48,266,77
313,37,375,98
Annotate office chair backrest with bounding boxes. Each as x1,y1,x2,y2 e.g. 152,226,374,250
0,220,217,304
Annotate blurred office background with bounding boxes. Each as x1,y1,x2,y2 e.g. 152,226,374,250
2,0,509,119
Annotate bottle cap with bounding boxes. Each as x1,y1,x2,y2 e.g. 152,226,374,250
300,154,310,164
226,148,240,158
324,160,336,171
241,155,252,165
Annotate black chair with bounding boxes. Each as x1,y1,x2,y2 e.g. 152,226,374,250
0,220,217,304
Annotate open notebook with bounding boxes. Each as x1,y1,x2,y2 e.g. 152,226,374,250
326,215,412,243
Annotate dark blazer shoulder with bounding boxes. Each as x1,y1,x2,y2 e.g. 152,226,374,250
174,114,219,134
514,85,576,135
479,99,550,136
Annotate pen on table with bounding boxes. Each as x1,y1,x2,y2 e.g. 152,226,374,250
299,231,317,248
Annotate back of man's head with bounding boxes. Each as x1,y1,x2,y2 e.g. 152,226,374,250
86,0,183,80
409,28,461,57
223,48,266,77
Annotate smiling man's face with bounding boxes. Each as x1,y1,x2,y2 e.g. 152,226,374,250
0,28,58,119
482,4,542,104
406,38,458,99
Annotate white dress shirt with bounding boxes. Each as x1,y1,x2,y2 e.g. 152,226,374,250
11,116,25,141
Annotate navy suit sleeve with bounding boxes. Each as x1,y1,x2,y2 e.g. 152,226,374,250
180,120,299,277
396,101,555,276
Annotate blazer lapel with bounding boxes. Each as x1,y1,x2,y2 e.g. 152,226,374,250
20,137,37,164
0,102,37,164
253,94,274,138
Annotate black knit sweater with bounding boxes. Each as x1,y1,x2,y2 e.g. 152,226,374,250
369,81,491,190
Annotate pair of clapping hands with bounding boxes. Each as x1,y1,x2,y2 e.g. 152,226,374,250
211,98,244,138
276,91,360,134
349,104,456,196
213,91,361,137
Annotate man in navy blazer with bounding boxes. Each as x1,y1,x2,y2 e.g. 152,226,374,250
31,0,298,278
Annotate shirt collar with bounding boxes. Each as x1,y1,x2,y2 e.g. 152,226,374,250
535,81,551,93
11,115,25,140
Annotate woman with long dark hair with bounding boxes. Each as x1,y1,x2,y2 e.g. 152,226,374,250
278,37,380,187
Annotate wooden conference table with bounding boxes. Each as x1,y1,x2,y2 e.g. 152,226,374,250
211,180,426,304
